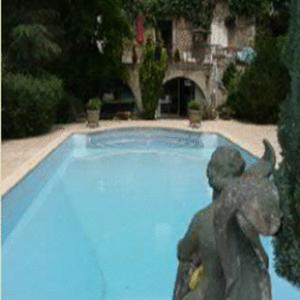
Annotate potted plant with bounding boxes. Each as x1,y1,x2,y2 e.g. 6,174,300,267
188,100,203,127
86,97,102,128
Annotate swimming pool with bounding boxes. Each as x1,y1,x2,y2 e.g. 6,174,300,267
2,128,299,300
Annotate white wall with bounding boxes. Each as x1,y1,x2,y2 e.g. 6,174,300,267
210,21,228,47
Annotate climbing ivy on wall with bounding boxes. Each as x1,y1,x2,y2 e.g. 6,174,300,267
157,0,215,30
228,0,271,17
123,0,215,30
124,0,273,31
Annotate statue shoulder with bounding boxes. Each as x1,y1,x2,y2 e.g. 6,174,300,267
190,204,214,229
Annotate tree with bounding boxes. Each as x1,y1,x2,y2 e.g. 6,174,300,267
2,0,64,138
2,0,63,75
228,0,271,16
273,0,300,287
227,32,290,124
2,0,131,133
56,0,131,102
139,38,168,119
9,24,61,74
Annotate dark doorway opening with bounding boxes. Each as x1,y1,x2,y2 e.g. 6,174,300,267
157,19,173,57
101,83,136,119
160,78,196,117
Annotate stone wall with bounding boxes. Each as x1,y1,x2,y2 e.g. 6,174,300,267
210,0,230,47
210,0,256,49
124,0,256,112
208,0,256,107
229,16,256,48
173,18,193,53
127,64,212,113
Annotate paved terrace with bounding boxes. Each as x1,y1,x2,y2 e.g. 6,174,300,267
1,120,281,195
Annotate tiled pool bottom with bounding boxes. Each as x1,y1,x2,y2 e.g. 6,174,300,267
2,128,299,300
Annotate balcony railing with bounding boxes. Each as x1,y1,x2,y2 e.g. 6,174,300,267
122,44,241,69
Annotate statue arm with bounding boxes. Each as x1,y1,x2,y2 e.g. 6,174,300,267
216,224,241,299
177,215,199,262
245,226,269,269
237,213,269,269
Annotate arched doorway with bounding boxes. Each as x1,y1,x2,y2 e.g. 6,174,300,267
159,77,206,118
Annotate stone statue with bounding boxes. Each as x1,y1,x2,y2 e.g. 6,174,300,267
173,140,281,300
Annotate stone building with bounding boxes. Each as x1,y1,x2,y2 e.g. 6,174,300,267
121,0,256,118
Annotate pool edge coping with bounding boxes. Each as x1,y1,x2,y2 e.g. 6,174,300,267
1,124,262,197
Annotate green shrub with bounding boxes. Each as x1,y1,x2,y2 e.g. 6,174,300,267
227,34,290,124
139,38,168,119
228,0,271,17
273,0,300,287
188,100,203,111
222,63,241,120
2,73,63,138
86,97,102,110
217,103,235,120
56,93,83,124
222,63,239,90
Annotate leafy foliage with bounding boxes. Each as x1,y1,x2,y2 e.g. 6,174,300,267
2,73,63,138
222,63,241,119
2,0,63,66
139,38,168,119
269,1,290,37
57,0,131,102
2,1,65,138
273,0,300,286
2,0,130,136
124,0,215,30
124,0,276,31
188,100,203,112
272,0,291,11
9,24,61,73
86,97,102,110
222,63,240,91
158,0,215,30
227,33,290,124
55,92,83,124
228,0,271,16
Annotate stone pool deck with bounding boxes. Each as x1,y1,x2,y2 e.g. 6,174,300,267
1,120,281,195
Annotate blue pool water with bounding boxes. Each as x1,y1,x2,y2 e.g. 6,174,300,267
2,128,300,300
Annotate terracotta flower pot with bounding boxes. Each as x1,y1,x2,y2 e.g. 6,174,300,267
87,109,100,128
189,109,202,125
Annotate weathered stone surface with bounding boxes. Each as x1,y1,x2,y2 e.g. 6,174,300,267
174,18,193,53
173,140,281,300
214,176,280,300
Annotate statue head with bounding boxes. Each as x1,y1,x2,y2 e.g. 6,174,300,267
207,140,276,200
213,140,280,235
207,147,246,198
